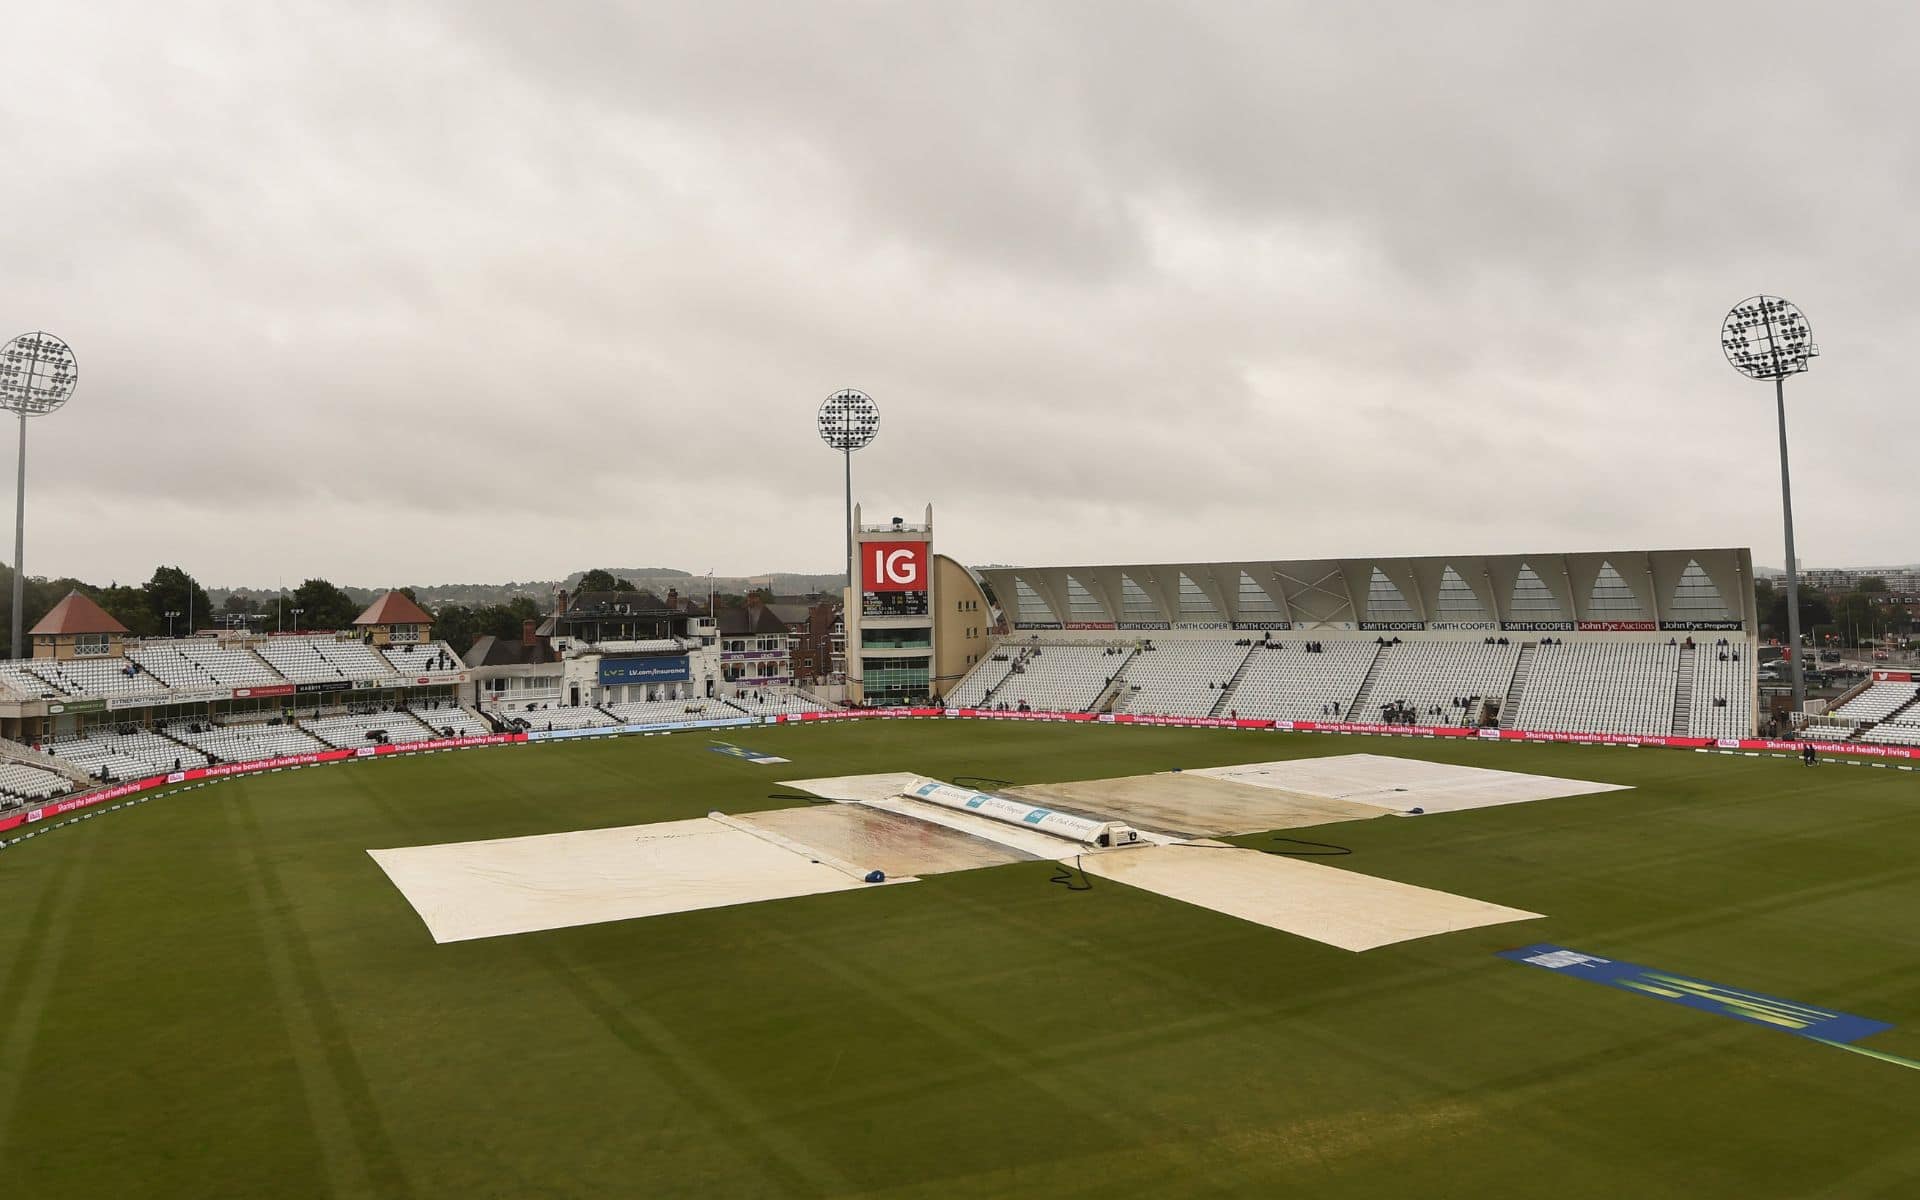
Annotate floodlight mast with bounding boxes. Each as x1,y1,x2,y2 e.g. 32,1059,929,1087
1721,296,1817,721
0,333,78,660
816,387,880,601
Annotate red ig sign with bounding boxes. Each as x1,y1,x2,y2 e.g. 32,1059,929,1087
864,541,927,592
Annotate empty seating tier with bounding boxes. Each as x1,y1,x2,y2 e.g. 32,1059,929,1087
130,641,283,688
257,637,400,684
945,653,1017,708
1356,641,1520,727
1218,640,1380,722
0,761,73,804
407,705,493,738
0,663,59,699
300,710,437,748
1509,642,1680,736
489,705,618,732
603,699,734,723
720,688,828,716
1861,717,1920,746
381,641,465,675
1688,648,1754,741
167,720,330,762
1830,681,1920,722
1116,641,1257,717
986,644,1132,713
41,727,207,781
15,657,173,699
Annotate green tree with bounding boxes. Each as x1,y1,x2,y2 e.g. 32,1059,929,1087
1764,588,1832,643
99,584,157,637
576,569,636,593
1834,591,1885,647
1857,576,1889,594
432,603,479,653
288,578,360,632
144,566,212,635
465,597,543,642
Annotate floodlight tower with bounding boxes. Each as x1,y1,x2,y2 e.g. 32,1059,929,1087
1722,296,1818,718
816,388,880,582
0,332,78,660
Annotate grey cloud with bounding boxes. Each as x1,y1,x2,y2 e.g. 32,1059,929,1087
4,0,1916,589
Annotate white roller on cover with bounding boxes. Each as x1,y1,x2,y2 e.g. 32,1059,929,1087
901,778,1140,847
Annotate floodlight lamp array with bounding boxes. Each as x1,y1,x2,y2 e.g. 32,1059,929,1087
817,388,879,451
1722,296,1816,381
0,332,78,416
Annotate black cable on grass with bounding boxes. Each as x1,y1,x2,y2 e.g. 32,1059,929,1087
1266,836,1352,857
1050,855,1093,891
1172,836,1353,857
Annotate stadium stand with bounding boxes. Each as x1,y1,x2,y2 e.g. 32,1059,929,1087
1861,716,1920,746
1218,640,1379,722
0,662,59,699
986,644,1132,713
491,704,618,731
602,698,732,724
130,640,284,688
720,689,824,716
1829,681,1920,722
1352,640,1521,727
380,641,465,674
16,656,172,699
408,705,493,738
257,636,399,683
0,761,70,805
945,652,1017,708
167,719,330,762
42,726,208,780
1115,640,1257,717
300,710,437,748
1688,646,1754,740
1508,642,1680,736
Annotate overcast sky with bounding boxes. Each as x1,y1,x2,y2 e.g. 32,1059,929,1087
7,2,1916,588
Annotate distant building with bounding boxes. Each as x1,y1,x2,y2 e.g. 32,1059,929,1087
1803,568,1860,591
353,590,436,646
29,591,129,660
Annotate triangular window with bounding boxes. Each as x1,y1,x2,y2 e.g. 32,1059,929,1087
1589,560,1647,618
1510,563,1563,618
1435,566,1487,620
1365,567,1415,622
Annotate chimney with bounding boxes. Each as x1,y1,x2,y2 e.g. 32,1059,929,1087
522,619,536,648
667,587,679,609
556,588,569,615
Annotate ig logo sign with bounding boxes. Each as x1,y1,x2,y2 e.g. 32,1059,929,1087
865,541,927,592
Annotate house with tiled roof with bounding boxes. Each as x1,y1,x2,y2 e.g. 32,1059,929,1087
353,590,436,647
29,591,129,660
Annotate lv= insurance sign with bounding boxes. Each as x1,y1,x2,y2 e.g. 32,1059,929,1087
863,541,928,592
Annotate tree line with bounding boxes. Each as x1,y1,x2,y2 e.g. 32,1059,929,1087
0,564,729,656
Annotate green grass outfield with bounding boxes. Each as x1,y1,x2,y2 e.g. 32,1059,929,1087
2,721,1917,1199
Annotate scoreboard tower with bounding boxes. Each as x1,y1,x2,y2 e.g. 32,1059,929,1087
844,504,994,706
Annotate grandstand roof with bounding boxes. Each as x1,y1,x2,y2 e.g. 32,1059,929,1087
354,590,435,627
976,548,1757,633
30,590,128,636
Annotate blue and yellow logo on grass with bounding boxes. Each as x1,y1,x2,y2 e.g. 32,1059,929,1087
1498,944,1916,1070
